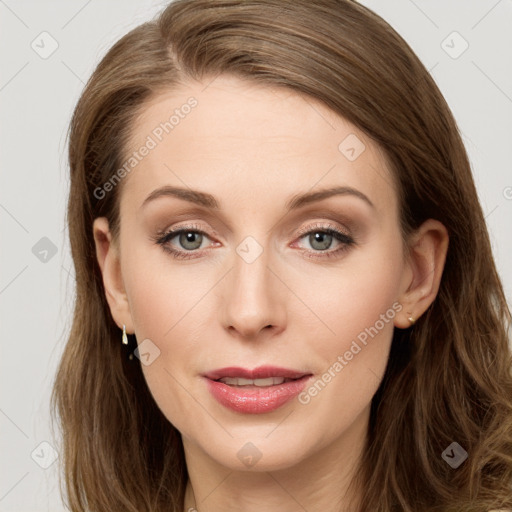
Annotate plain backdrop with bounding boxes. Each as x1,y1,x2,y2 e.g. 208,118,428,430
1,1,511,510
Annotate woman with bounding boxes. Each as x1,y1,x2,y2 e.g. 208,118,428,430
51,0,512,510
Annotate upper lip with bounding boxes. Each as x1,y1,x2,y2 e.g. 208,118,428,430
203,366,311,381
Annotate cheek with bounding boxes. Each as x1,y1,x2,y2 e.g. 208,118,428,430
122,231,211,341
294,233,403,355
125,264,209,430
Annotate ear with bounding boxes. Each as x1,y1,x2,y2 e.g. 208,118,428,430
394,218,449,329
92,217,135,334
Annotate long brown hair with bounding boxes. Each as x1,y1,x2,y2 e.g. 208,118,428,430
50,1,512,510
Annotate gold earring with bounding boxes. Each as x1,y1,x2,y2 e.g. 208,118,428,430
122,324,128,345
407,314,416,326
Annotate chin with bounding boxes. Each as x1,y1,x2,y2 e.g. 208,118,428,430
189,425,317,472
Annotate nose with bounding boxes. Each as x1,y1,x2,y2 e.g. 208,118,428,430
219,240,287,341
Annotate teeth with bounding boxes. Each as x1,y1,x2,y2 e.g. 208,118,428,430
219,377,288,386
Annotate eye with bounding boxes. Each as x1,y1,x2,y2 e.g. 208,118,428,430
293,222,355,260
152,223,217,260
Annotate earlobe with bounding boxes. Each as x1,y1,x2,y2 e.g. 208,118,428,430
394,219,449,329
92,217,135,333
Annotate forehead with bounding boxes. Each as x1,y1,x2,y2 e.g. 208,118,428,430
120,75,398,216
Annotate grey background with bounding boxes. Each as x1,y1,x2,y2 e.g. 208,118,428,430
1,0,511,510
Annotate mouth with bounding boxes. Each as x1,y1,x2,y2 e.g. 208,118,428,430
202,366,313,414
203,365,311,382
215,376,300,387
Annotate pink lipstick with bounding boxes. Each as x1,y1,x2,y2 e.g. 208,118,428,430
203,366,313,414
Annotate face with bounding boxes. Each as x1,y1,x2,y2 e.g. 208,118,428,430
99,75,412,472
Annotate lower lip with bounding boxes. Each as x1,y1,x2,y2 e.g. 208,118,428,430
205,376,312,414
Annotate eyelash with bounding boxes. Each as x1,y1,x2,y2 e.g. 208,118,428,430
152,222,356,261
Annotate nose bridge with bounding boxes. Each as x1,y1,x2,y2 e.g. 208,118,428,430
220,232,285,338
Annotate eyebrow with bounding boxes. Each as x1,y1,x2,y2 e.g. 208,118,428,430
140,185,375,211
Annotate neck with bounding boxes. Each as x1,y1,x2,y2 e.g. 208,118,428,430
183,406,369,512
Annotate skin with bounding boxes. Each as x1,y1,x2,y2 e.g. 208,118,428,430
93,75,449,512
